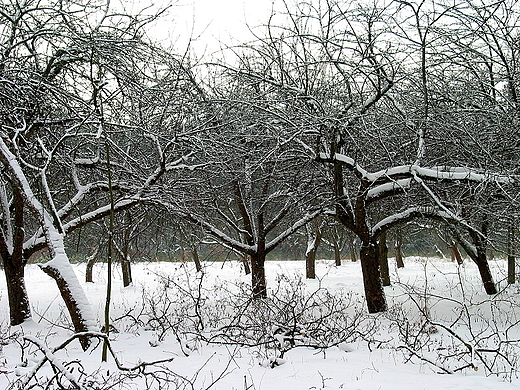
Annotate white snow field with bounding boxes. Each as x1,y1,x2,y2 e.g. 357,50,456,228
1,257,519,389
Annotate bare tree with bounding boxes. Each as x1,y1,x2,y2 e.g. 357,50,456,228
0,0,202,345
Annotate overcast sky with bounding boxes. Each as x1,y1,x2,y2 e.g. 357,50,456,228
117,0,282,60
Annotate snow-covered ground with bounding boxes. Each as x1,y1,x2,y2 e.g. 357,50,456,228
1,257,519,389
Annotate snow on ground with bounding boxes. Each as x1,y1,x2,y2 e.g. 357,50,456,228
1,257,519,389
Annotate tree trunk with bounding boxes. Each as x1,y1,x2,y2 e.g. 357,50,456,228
40,262,95,350
452,242,463,265
395,233,404,268
85,246,99,283
2,188,31,325
508,255,516,284
350,240,358,262
3,254,31,325
360,242,387,313
0,139,95,350
250,252,267,299
122,256,132,287
464,227,497,295
192,245,202,272
333,241,341,266
305,224,323,279
241,254,251,275
306,248,316,279
378,231,390,286
474,255,497,294
508,220,515,284
121,214,133,287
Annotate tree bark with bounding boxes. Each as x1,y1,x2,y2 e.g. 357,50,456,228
508,220,515,284
85,246,99,283
305,223,323,279
306,248,316,279
250,251,267,299
508,255,515,284
360,243,387,313
40,264,93,350
460,227,497,295
121,212,133,287
241,254,251,275
2,188,31,325
192,245,202,272
451,242,463,265
121,256,132,287
378,231,390,286
3,254,31,325
475,255,497,294
350,240,358,262
395,232,405,268
333,241,341,266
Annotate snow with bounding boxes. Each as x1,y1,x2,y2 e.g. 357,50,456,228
367,178,412,200
323,152,517,185
1,257,519,389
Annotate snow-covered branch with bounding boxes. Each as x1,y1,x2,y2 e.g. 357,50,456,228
266,209,321,253
181,211,257,254
322,152,518,186
371,206,454,238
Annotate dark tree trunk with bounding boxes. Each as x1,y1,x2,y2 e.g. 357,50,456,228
306,252,316,279
378,231,390,286
121,215,133,287
3,254,31,325
241,254,251,275
508,255,516,284
466,225,497,295
192,245,202,272
452,242,463,265
121,257,132,287
395,233,404,268
333,241,341,266
85,246,99,283
305,225,323,279
250,251,267,299
40,264,92,350
475,255,497,295
360,242,387,313
508,220,515,284
2,189,31,325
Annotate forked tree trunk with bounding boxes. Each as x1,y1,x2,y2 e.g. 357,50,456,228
378,231,390,286
360,242,387,313
0,139,96,350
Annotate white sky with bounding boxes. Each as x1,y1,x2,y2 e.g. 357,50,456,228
117,0,282,60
